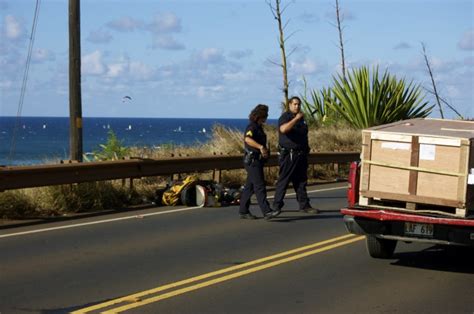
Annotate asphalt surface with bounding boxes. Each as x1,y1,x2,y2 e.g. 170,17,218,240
0,182,473,314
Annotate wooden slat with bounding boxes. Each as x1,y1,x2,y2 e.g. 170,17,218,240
457,140,469,202
360,132,372,192
362,160,465,177
408,136,419,195
360,190,464,208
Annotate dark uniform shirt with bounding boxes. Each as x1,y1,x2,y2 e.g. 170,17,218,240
278,111,309,150
244,121,267,153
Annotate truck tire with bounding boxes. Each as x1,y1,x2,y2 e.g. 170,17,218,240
366,235,397,259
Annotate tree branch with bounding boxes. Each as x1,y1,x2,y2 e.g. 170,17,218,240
423,87,464,119
421,42,444,118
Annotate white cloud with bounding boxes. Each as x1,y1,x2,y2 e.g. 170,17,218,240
147,12,182,34
445,84,461,98
152,34,185,50
393,42,411,50
325,9,356,21
299,12,319,24
106,62,126,78
104,12,184,51
465,56,474,66
0,80,12,89
82,50,106,75
4,15,23,40
405,56,462,75
196,85,224,98
107,16,143,32
228,49,252,59
129,61,154,80
223,71,252,82
146,13,185,50
458,29,474,50
32,48,54,63
87,29,113,44
197,48,225,63
426,57,461,73
290,58,320,75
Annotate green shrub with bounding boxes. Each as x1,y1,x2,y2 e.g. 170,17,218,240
85,129,130,161
37,182,129,214
0,191,35,219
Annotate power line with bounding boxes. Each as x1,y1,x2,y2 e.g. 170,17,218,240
8,0,42,164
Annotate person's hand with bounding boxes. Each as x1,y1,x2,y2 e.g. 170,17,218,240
294,112,304,121
260,146,269,158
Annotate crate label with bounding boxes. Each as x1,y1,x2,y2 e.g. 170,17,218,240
468,170,474,185
420,144,436,161
381,142,410,150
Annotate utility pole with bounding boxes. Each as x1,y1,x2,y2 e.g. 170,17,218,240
69,0,83,161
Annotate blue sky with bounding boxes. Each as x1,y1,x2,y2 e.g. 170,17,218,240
1,0,473,119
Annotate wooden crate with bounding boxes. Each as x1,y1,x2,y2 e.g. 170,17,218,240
359,118,474,217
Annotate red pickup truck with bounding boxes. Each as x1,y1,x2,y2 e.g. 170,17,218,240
341,162,474,258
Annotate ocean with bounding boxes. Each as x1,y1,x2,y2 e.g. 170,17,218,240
0,116,276,166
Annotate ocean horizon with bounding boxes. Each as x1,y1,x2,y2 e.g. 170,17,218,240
1,116,277,166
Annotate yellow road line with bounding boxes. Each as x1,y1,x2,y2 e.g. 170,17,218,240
106,236,365,313
73,234,362,313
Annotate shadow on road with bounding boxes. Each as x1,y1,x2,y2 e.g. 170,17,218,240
391,245,474,274
30,298,118,314
270,212,342,222
311,196,347,200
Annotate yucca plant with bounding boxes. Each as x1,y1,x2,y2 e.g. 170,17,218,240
328,66,433,128
301,85,340,126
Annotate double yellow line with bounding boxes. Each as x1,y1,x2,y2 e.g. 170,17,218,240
73,233,363,313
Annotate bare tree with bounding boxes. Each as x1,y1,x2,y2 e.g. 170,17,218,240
421,42,444,118
267,0,294,110
334,0,347,79
423,88,464,119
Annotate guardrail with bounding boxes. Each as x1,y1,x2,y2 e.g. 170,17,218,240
0,152,360,192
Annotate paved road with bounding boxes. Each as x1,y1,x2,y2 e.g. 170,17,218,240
0,183,473,313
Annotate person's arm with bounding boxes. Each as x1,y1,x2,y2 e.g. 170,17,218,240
244,136,268,158
279,112,304,134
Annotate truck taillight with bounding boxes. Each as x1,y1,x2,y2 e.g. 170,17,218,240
347,161,360,207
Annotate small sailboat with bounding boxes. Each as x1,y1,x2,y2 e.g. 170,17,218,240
174,126,183,132
126,124,132,130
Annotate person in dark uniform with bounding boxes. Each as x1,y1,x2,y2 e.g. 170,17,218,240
239,104,281,220
272,96,319,213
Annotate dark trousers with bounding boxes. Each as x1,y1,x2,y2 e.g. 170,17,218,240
273,152,310,210
239,160,272,215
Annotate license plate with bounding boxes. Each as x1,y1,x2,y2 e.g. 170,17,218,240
404,222,434,237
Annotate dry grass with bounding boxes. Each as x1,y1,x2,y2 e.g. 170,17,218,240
0,124,361,219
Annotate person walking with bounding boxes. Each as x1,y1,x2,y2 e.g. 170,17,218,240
239,104,281,220
272,96,318,213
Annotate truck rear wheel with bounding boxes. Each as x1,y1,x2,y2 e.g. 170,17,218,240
366,235,397,259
